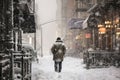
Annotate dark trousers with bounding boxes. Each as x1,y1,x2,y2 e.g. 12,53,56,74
54,61,62,72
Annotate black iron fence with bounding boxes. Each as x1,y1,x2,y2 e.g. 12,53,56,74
83,50,120,69
0,52,10,80
13,52,32,80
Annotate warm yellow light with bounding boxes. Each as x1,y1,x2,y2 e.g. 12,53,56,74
75,35,81,40
105,21,111,25
98,27,106,34
114,25,117,28
98,24,104,28
115,18,119,24
106,25,111,28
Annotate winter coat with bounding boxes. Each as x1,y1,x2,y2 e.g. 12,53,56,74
51,43,66,61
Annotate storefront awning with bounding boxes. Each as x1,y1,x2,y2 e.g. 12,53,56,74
68,18,84,29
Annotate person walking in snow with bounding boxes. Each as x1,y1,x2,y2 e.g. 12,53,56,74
51,37,66,72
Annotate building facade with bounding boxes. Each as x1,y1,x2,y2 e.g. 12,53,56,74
0,0,35,80
56,0,97,57
87,0,120,51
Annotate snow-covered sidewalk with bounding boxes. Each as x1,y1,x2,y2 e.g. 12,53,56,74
32,55,120,80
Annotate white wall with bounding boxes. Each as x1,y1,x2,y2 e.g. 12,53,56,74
35,0,59,56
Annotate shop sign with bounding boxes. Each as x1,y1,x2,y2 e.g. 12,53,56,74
85,33,91,38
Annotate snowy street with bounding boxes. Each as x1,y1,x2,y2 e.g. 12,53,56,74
32,55,120,80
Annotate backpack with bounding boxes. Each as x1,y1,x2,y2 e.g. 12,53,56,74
51,44,66,55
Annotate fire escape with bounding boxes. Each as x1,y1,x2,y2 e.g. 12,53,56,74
76,0,94,12
75,0,96,18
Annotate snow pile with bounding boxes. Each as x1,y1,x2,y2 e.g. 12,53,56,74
32,55,120,80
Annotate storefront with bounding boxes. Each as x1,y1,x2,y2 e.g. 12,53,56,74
87,0,120,51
